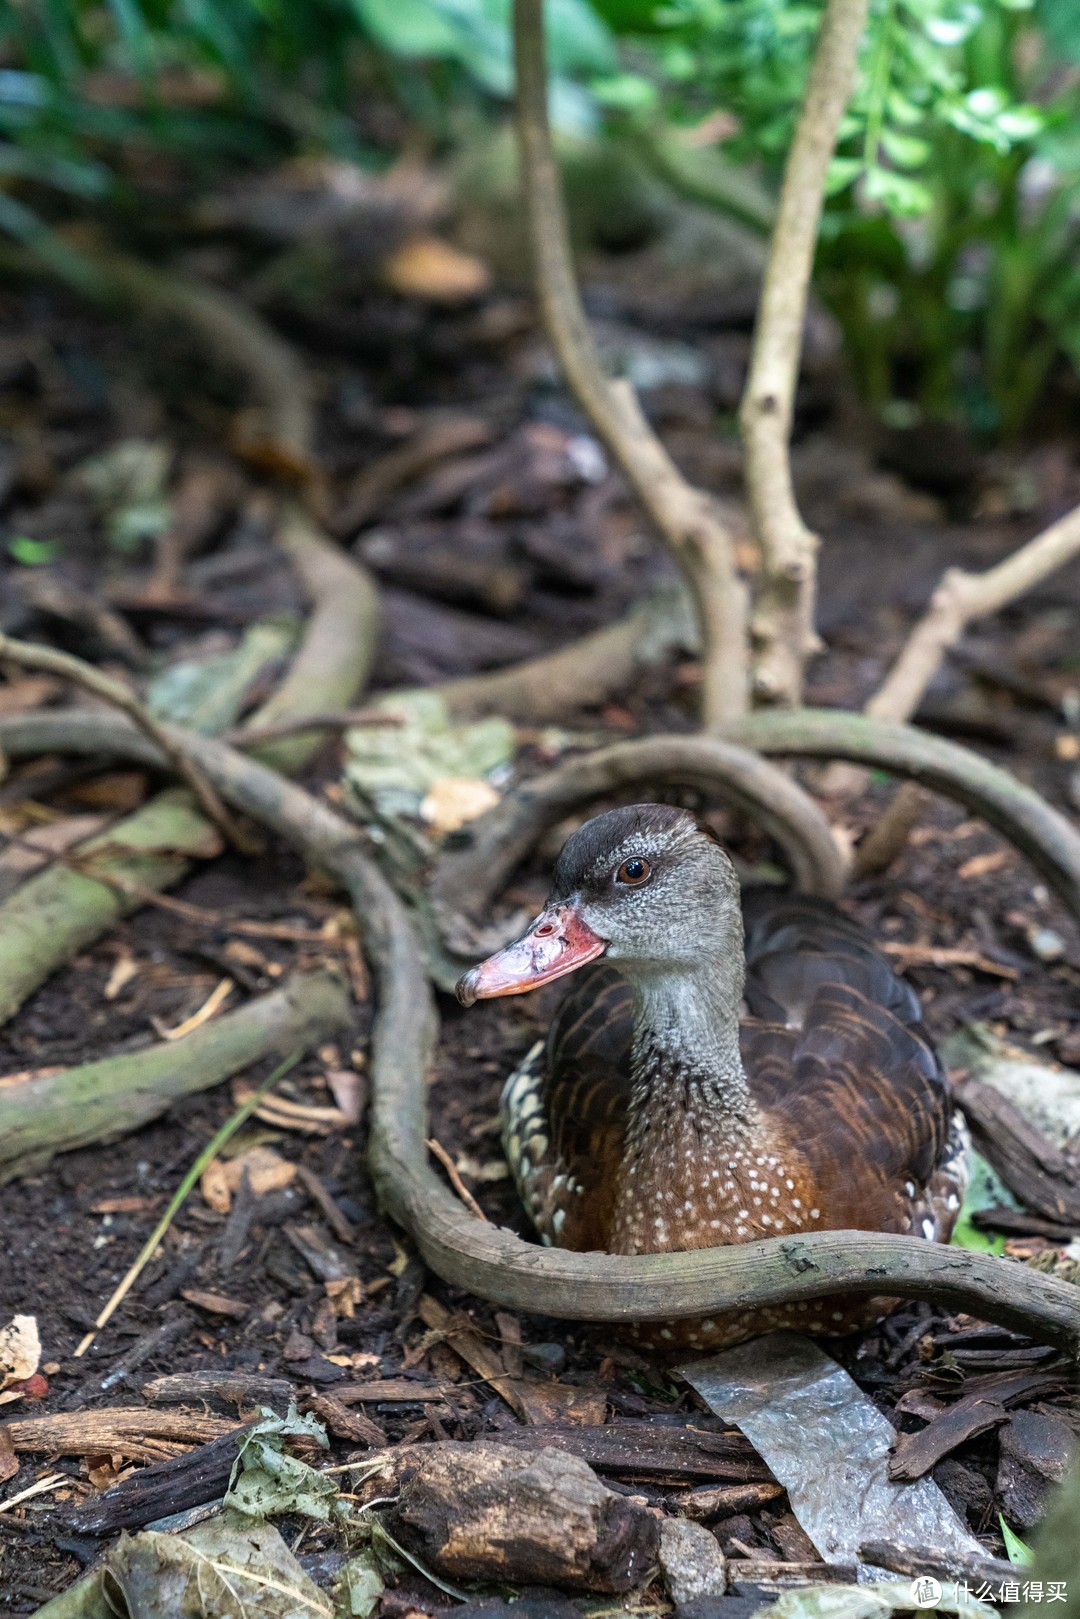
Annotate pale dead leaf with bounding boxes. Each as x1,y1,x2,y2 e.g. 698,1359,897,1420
420,776,500,836
0,1316,40,1390
382,234,491,303
324,1068,365,1125
104,949,140,1001
200,1145,296,1213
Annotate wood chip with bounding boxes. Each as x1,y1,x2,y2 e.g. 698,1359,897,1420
296,1165,354,1242
672,1480,785,1520
304,1394,386,1447
496,1420,771,1483
958,849,1010,880
179,1289,250,1319
332,1378,451,1405
417,1294,526,1419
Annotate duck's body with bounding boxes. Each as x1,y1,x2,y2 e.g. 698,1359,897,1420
458,805,967,1349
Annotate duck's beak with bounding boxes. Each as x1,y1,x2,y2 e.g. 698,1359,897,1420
456,902,607,1006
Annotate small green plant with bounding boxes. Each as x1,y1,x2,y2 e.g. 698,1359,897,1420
599,0,1080,437
999,1513,1036,1567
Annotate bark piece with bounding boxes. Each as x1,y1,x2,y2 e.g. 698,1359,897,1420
889,1399,1009,1483
672,1482,785,1521
393,1440,660,1592
142,1371,295,1413
3,1406,239,1460
59,1426,251,1534
957,1079,1080,1225
303,1393,386,1447
996,1409,1076,1531
659,1517,727,1605
496,1419,772,1482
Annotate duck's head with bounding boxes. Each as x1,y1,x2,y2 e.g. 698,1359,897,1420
456,803,743,1006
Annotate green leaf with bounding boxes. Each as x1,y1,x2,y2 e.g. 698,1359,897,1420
590,71,658,109
349,0,462,59
7,535,60,566
880,128,930,169
950,1152,1008,1255
863,165,934,215
999,1515,1036,1567
825,156,862,195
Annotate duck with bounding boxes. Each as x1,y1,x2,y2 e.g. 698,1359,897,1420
456,803,968,1349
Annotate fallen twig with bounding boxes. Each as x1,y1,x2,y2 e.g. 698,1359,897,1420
513,0,749,727
878,942,1019,980
0,710,1075,1351
427,1139,489,1223
739,0,869,705
223,707,401,747
74,1050,302,1357
0,966,350,1183
0,631,242,849
868,504,1080,730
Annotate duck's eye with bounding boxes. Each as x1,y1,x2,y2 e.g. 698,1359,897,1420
615,856,651,886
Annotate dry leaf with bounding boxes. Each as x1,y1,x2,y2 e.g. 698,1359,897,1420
325,1067,366,1126
0,1316,41,1390
958,849,1009,880
104,950,140,1001
420,776,500,836
382,234,491,303
200,1145,296,1213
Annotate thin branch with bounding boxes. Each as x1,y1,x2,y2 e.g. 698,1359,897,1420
0,632,245,850
0,709,1077,1352
831,500,1080,837
867,502,1080,726
427,1137,489,1223
739,0,870,704
513,0,749,728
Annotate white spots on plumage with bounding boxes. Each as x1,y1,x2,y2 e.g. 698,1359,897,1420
810,1208,821,1219
552,1209,566,1233
946,1192,959,1210
921,1216,936,1240
786,1178,795,1190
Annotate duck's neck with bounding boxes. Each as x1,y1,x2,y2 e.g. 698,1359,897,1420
627,957,750,1120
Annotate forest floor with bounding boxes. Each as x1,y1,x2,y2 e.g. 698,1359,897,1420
0,246,1078,1613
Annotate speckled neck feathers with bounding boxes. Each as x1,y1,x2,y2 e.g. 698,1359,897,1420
611,953,759,1254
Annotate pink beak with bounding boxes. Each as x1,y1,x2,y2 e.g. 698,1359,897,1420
456,903,607,1006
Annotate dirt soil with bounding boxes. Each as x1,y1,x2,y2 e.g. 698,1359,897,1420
0,264,1078,1612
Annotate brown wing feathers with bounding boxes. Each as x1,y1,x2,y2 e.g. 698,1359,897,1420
501,890,957,1248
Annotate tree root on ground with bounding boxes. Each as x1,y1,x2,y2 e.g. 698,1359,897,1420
0,790,223,1030
434,587,695,723
0,709,1076,1353
0,966,352,1183
725,708,1080,925
0,511,377,1025
432,735,849,930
